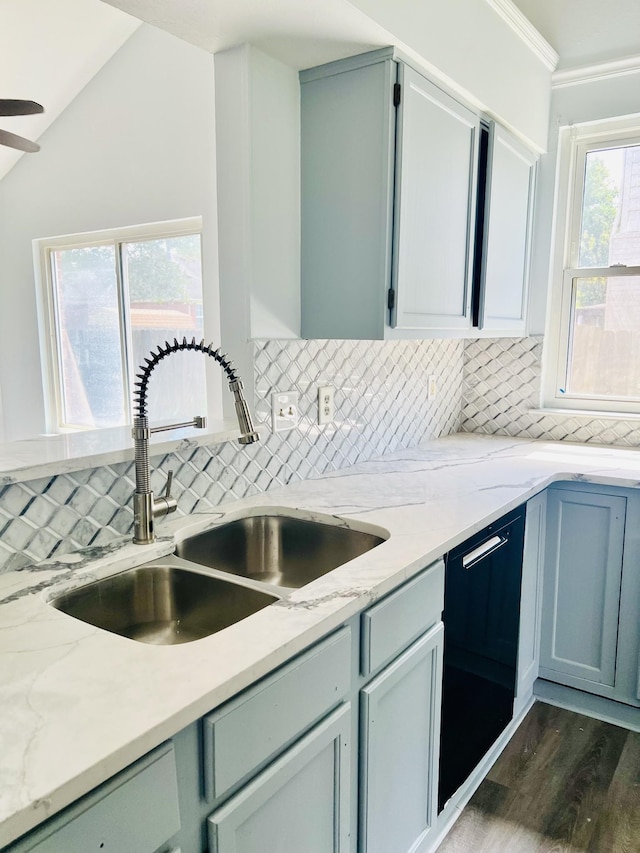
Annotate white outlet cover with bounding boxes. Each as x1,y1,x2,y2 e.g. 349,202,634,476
318,385,335,425
428,375,437,399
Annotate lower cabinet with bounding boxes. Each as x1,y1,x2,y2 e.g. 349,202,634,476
541,485,625,689
539,483,640,707
6,742,182,853
207,704,351,853
202,628,352,804
203,560,445,853
15,484,640,853
9,560,449,853
359,622,443,853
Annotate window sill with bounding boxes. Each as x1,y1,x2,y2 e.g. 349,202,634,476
0,420,260,484
538,406,640,421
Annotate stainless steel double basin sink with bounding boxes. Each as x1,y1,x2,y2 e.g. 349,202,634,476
51,513,386,646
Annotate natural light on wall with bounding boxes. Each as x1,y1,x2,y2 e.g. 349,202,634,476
36,219,206,432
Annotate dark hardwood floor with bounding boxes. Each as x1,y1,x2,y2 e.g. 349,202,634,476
437,701,640,852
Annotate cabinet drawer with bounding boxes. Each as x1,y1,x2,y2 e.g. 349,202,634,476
361,560,444,676
204,627,351,802
207,703,351,853
8,743,180,853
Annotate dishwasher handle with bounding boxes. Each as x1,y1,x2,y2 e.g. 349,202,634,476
461,533,508,569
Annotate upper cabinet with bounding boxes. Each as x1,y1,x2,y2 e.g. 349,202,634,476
392,65,479,332
476,122,537,335
300,48,537,340
300,52,397,340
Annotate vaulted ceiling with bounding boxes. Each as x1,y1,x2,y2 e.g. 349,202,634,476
3,0,640,181
0,0,139,181
104,0,640,73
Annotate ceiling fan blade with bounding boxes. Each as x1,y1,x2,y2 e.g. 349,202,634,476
0,99,44,117
0,128,40,153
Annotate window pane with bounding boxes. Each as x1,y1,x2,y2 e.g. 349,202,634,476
579,145,640,267
123,234,206,422
567,275,640,399
51,246,126,428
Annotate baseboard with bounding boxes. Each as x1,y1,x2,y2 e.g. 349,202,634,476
534,679,640,732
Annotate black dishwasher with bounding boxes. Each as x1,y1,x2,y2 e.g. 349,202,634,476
438,504,526,811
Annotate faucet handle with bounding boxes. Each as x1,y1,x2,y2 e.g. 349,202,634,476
164,470,174,500
151,469,178,522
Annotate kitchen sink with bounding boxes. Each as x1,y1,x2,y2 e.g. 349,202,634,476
50,565,278,645
175,513,386,589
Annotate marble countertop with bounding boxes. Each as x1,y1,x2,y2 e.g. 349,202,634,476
3,432,640,847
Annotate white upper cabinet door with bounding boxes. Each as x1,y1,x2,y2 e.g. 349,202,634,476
479,123,537,334
392,64,479,331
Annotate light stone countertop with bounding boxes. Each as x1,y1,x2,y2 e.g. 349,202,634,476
3,432,640,847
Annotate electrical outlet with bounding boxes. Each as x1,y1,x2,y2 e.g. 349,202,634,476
271,391,299,432
428,375,437,400
318,385,335,425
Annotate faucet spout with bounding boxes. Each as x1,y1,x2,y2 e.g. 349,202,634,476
230,378,260,445
131,338,260,544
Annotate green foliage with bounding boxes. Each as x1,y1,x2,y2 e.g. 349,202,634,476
55,244,116,304
575,276,607,312
126,234,202,303
55,235,202,305
577,157,618,308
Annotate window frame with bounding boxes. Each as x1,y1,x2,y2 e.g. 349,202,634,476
544,117,640,415
34,217,203,433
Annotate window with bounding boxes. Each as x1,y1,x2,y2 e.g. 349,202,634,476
36,219,207,432
546,120,640,414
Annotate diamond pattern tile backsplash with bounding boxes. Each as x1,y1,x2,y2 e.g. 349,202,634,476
0,338,463,574
461,336,640,445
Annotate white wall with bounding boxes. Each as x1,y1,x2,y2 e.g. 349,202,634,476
0,0,141,182
0,24,218,441
527,65,640,333
249,48,301,339
215,44,301,416
347,0,554,151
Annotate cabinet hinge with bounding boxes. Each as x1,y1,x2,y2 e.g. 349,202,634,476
387,288,396,310
393,83,402,108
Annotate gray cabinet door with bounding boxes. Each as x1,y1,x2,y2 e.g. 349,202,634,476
300,54,397,340
359,622,444,853
207,704,351,853
540,487,626,691
392,65,479,331
479,123,537,334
